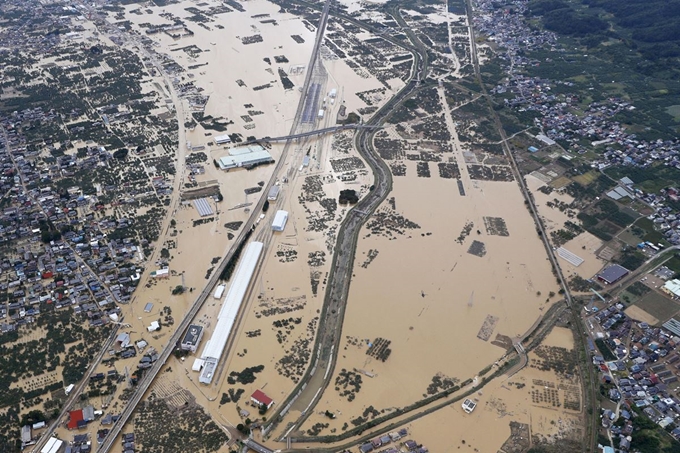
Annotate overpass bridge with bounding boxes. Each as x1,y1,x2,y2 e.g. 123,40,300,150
244,439,275,453
246,124,381,144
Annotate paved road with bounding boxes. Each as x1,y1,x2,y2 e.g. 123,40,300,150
250,124,381,143
245,439,274,453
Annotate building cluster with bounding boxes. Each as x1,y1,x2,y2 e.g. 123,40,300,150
589,299,680,450
353,429,426,453
475,0,680,246
0,0,78,54
0,129,146,331
474,0,558,71
35,431,135,453
0,105,170,336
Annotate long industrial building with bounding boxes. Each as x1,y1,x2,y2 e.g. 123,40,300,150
199,241,264,384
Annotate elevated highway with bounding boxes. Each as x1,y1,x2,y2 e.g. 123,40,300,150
260,2,430,440
245,439,275,453
247,124,381,144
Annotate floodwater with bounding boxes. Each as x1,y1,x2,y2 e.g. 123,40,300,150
526,174,605,283
405,325,582,452
47,1,580,451
298,171,561,437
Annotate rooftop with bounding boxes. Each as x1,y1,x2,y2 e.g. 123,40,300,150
598,264,629,284
664,279,680,297
251,389,273,407
182,324,203,346
218,150,273,170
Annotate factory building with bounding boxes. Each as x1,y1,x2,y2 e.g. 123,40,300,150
597,264,629,285
40,437,63,453
199,242,264,384
218,149,274,170
663,279,680,298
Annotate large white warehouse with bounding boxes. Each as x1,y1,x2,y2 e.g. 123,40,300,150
199,241,264,384
272,210,288,232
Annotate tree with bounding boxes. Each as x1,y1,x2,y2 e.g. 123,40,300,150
20,410,46,427
112,148,129,159
339,189,359,204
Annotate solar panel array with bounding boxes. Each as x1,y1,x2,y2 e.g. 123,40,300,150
557,247,584,267
193,198,214,217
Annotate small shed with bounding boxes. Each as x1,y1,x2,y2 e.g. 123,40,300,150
21,425,31,444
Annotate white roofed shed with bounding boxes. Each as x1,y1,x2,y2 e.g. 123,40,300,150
272,210,288,232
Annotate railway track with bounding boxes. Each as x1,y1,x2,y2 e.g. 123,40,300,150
96,0,335,450
460,0,597,450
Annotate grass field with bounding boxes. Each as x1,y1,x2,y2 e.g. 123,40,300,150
619,289,640,305
634,217,666,244
666,254,680,274
666,105,680,121
550,175,571,188
634,292,680,324
572,171,598,186
618,228,641,247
